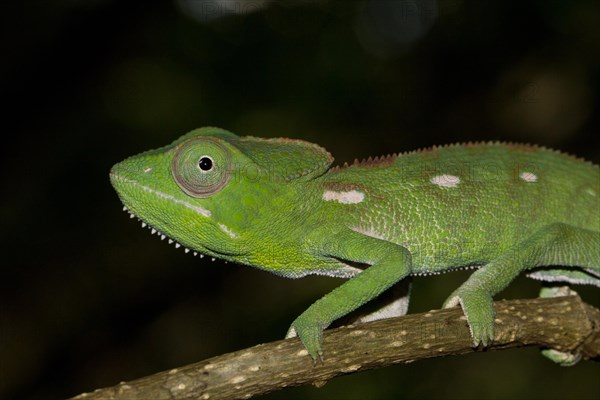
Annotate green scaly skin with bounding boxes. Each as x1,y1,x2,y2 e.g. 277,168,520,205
110,127,600,361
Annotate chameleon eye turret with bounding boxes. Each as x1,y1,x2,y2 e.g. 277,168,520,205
172,137,231,198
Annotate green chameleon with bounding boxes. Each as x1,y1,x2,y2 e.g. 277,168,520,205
110,127,599,363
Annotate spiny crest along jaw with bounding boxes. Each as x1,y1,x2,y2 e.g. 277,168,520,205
120,205,224,263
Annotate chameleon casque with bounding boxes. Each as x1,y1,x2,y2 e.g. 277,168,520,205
110,127,600,363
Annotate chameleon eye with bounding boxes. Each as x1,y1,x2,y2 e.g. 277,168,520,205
198,156,213,172
172,138,231,198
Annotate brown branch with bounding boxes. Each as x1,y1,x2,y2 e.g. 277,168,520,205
71,296,600,400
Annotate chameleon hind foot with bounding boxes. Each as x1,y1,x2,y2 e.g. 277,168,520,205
443,286,495,347
539,285,581,366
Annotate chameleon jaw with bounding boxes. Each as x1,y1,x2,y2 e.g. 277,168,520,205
111,171,239,260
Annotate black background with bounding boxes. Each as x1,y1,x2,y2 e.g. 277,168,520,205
1,1,599,399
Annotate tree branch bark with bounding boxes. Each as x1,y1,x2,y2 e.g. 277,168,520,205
71,295,600,400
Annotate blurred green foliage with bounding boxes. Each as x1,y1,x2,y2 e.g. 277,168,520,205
1,1,599,399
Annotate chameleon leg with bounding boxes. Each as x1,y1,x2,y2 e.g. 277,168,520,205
286,230,412,360
538,285,582,366
443,223,600,347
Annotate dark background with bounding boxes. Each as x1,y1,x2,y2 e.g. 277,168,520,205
2,1,599,399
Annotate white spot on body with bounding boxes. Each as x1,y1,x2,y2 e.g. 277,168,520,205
322,190,365,204
144,167,152,173
520,171,538,183
430,174,460,188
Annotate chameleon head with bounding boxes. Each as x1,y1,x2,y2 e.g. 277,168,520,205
109,127,249,258
109,127,334,263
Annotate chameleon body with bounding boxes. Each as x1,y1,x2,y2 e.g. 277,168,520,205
110,127,600,361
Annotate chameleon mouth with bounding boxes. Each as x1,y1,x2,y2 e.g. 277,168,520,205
110,170,218,259
121,205,220,262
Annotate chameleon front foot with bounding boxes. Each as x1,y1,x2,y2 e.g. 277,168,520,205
286,317,324,362
443,288,495,347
